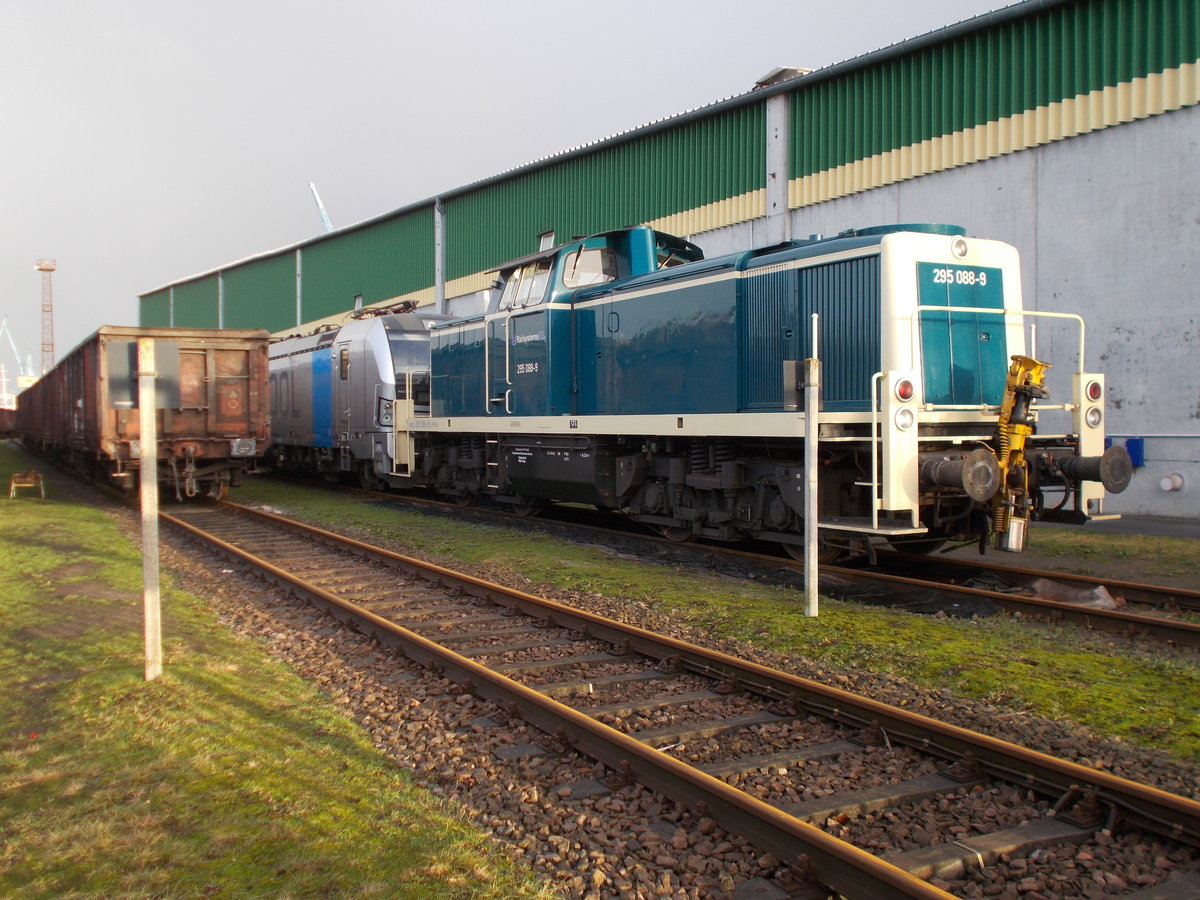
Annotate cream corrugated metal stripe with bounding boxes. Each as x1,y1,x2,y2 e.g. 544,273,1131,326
647,189,767,238
789,61,1200,208
416,60,1198,303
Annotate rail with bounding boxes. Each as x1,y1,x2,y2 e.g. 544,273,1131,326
171,501,1200,853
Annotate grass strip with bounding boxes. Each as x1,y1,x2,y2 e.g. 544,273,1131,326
234,478,1200,763
0,445,553,900
1026,528,1200,580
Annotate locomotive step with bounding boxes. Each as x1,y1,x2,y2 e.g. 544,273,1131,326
818,516,926,535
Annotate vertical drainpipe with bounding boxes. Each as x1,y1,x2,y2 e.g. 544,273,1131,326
217,272,225,328
434,197,446,315
295,248,304,330
168,287,175,327
765,93,791,246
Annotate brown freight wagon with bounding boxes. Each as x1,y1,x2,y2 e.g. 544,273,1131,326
15,326,270,499
0,407,14,438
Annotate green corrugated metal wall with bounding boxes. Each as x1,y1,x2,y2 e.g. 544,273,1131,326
301,208,434,321
140,289,171,327
171,276,219,328
791,0,1199,177
443,104,765,280
223,252,295,331
139,0,1196,332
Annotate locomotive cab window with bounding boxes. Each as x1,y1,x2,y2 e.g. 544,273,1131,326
562,243,618,288
499,258,553,311
339,347,350,380
656,234,703,269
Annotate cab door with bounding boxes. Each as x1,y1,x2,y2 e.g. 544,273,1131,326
485,315,510,415
334,342,353,469
486,257,552,416
508,308,549,416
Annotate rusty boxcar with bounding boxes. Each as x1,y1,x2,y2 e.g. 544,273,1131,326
16,326,270,499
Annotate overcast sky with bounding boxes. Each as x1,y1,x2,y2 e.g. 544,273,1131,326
0,0,1009,379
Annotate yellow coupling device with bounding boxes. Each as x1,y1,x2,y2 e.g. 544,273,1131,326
993,355,1050,552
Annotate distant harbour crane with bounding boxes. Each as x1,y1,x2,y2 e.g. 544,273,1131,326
0,315,35,386
309,183,333,234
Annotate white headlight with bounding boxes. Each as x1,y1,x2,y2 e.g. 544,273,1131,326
951,237,969,258
894,407,916,430
1085,407,1102,428
378,398,394,426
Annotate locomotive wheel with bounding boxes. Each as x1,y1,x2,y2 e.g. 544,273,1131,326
660,525,697,543
886,536,948,556
509,502,543,518
357,463,387,491
450,493,476,507
784,534,844,564
886,522,950,556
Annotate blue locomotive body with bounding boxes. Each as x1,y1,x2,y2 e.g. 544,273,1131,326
430,225,1009,422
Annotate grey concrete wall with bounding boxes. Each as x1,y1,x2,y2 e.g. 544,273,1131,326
438,106,1197,515
698,105,1199,517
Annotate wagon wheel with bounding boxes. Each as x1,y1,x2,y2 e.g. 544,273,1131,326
660,525,697,543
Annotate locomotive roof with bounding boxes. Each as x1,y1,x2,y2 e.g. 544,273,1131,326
574,223,966,298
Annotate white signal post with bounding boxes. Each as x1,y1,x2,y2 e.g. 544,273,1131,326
804,314,820,617
137,339,163,681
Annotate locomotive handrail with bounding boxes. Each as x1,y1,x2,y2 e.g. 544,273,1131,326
504,318,512,387
909,306,1086,381
869,372,885,530
482,319,513,413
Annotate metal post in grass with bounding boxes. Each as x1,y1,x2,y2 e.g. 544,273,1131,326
804,313,821,617
137,338,163,681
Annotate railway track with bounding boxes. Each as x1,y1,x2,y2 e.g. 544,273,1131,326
873,551,1200,616
165,500,1200,900
297,481,1200,650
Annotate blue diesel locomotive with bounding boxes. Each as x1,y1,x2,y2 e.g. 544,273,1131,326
272,224,1132,560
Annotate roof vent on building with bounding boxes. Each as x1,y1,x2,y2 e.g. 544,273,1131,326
754,67,813,89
